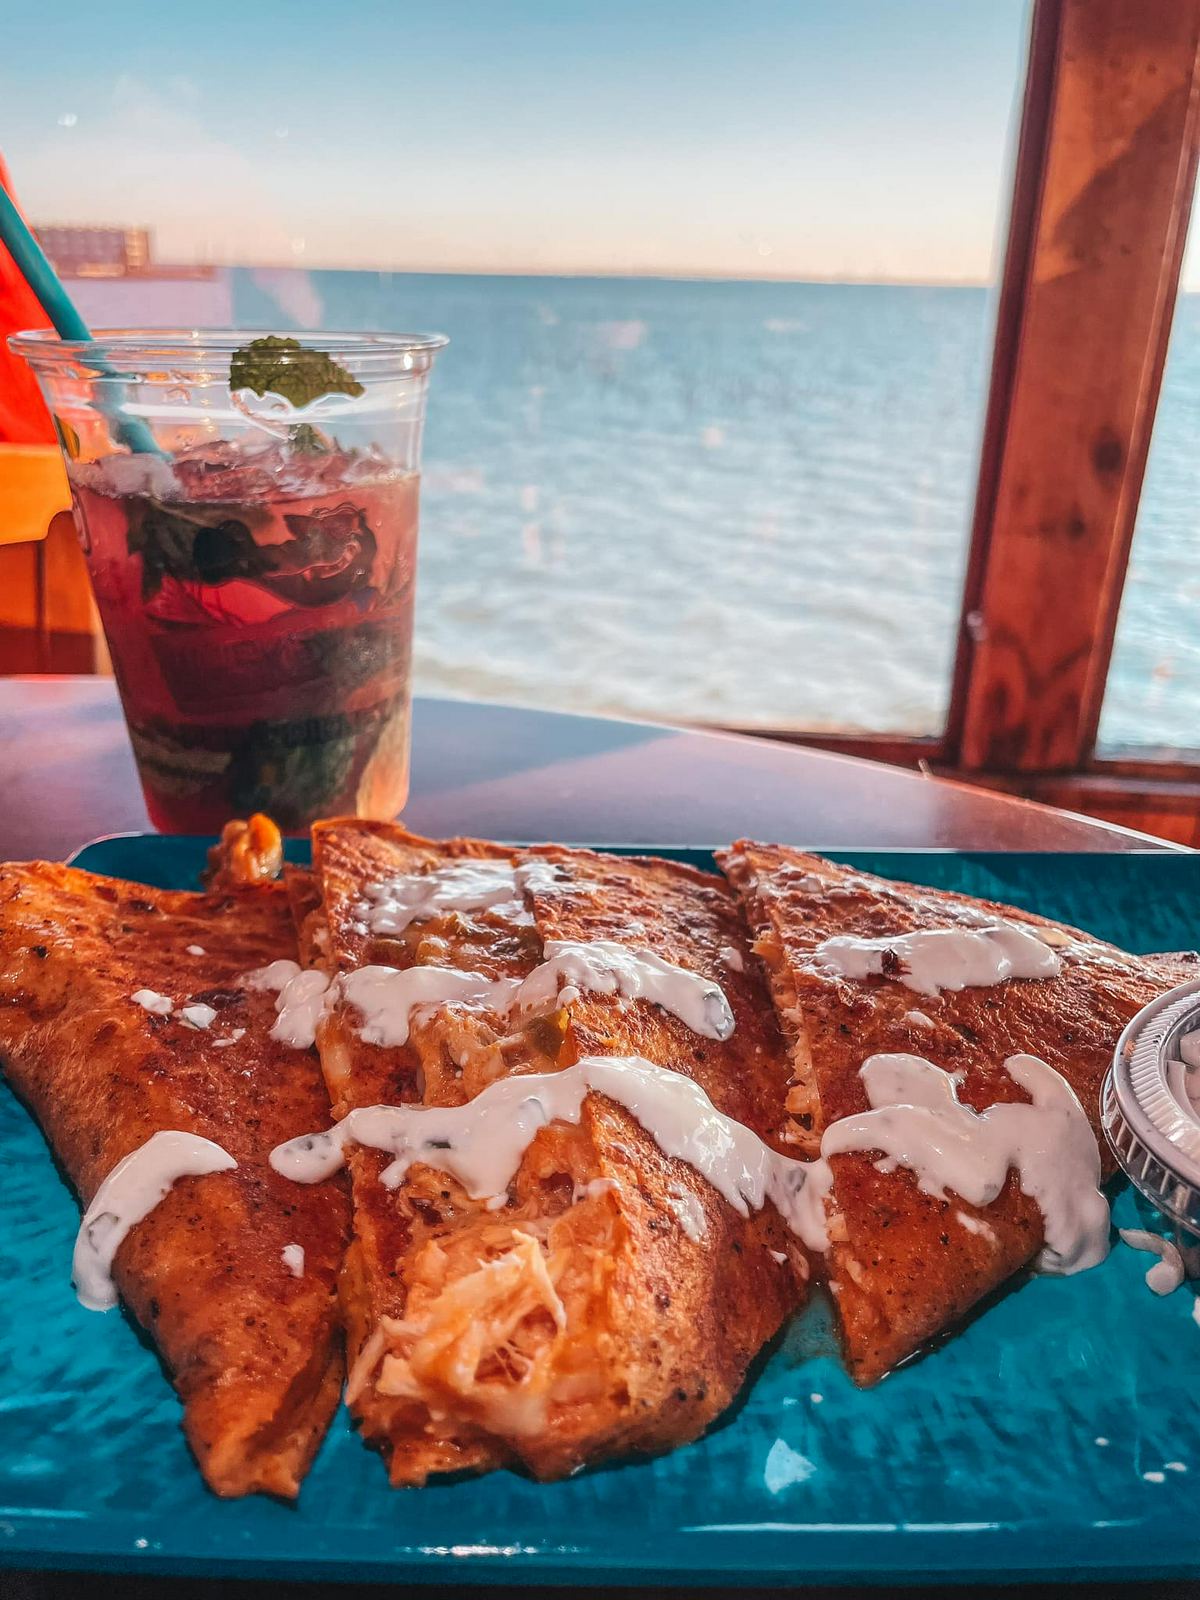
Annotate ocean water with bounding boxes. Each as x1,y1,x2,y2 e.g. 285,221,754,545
231,270,991,733
1102,291,1200,751
72,269,1193,744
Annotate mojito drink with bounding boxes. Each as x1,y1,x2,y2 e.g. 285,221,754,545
12,330,445,833
69,441,419,831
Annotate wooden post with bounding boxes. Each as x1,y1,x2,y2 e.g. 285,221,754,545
949,0,1200,773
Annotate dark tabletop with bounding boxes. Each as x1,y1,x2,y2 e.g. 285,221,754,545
0,678,1190,1598
7,1580,1200,1600
0,677,1175,859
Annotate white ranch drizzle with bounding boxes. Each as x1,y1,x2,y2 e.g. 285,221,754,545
515,859,584,897
955,1210,998,1244
280,1243,306,1278
336,941,735,1048
130,989,172,1016
573,1176,619,1203
340,965,520,1047
360,860,521,935
245,958,303,992
904,1010,936,1030
821,1053,1108,1274
1119,1228,1186,1296
130,992,218,1031
177,1003,217,1031
814,924,1062,997
269,1047,1108,1277
666,1185,708,1241
244,960,332,1049
519,940,735,1040
270,971,333,1049
73,1130,237,1310
491,900,537,928
269,1054,831,1252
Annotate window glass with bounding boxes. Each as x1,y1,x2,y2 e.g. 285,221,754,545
1100,201,1200,751
4,0,1029,731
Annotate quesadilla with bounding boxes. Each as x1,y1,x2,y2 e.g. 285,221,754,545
0,861,350,1498
307,821,806,1484
717,842,1188,1385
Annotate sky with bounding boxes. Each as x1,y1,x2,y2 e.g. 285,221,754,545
0,0,1156,286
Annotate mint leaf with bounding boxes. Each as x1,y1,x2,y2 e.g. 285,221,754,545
129,500,257,599
230,335,364,409
288,422,331,454
129,501,200,599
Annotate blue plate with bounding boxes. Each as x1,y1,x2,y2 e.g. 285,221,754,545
3,839,1200,1586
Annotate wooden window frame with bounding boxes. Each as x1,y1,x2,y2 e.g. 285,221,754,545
722,0,1200,842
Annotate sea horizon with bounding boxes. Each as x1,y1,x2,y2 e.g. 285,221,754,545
63,259,997,292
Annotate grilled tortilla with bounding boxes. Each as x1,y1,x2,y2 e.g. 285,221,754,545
310,820,805,1484
0,862,349,1498
717,842,1190,1385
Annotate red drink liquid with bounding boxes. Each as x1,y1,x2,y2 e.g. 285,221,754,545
69,441,420,832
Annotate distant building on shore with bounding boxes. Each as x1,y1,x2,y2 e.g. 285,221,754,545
32,225,213,281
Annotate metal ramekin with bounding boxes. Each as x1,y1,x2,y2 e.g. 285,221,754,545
1103,978,1200,1239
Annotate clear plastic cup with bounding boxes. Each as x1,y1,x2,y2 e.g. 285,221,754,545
12,328,445,832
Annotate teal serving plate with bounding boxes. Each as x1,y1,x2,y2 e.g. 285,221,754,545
2,841,1200,1586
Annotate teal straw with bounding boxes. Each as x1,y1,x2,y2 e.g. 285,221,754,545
0,187,162,455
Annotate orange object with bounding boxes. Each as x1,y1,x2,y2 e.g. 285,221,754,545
0,156,55,446
0,442,69,547
0,158,100,671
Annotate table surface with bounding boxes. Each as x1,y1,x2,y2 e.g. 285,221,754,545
0,677,1191,1600
0,676,1177,860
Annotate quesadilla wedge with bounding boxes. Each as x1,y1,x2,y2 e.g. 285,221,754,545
308,821,806,1484
0,861,350,1498
717,842,1189,1385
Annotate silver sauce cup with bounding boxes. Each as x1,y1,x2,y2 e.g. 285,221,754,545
1104,977,1200,1263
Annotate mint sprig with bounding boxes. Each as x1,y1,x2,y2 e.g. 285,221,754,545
230,335,364,409
288,423,331,454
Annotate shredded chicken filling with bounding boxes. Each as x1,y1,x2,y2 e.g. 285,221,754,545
373,1232,566,1435
351,1155,622,1442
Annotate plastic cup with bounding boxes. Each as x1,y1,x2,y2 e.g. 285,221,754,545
11,328,445,832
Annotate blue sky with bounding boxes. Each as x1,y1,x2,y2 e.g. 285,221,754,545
4,2,1044,281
